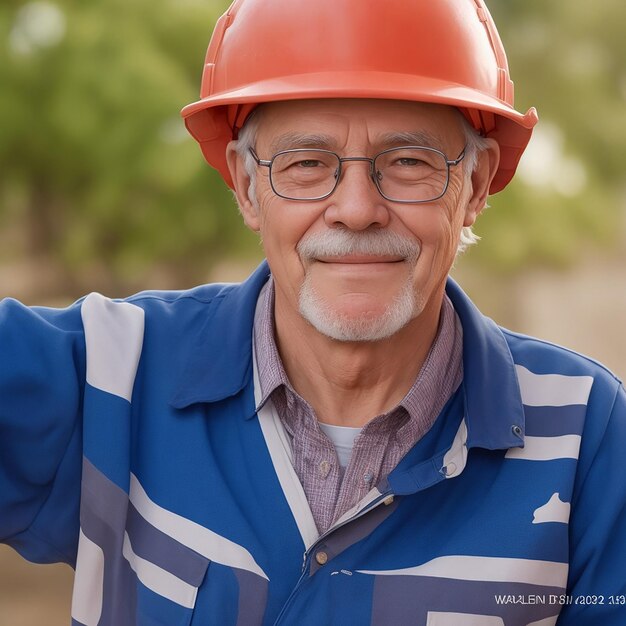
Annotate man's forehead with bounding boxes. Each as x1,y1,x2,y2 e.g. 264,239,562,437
254,98,463,152
267,130,448,155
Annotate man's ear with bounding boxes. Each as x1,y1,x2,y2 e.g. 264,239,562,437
463,138,500,227
226,141,261,232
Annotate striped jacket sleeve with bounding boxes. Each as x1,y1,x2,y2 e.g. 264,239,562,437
0,297,86,566
558,374,626,624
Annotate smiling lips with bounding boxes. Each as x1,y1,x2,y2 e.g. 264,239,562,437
317,255,405,264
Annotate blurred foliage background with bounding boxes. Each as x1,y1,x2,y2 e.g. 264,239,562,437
0,0,624,301
482,0,626,271
0,0,256,300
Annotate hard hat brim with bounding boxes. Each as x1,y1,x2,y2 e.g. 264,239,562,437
181,70,538,194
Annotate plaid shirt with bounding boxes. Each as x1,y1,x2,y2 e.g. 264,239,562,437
254,277,463,533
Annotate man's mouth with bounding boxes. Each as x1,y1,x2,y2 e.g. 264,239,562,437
316,255,405,264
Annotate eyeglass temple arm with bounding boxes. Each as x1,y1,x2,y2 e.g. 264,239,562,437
447,148,466,166
248,147,272,167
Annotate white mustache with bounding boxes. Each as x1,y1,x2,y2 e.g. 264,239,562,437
297,229,421,262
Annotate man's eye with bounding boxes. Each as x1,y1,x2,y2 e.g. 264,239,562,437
397,158,422,166
295,160,321,168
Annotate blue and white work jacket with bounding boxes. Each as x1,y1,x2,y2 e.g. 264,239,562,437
1,261,625,625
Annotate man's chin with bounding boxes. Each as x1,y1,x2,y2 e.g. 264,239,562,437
298,281,422,343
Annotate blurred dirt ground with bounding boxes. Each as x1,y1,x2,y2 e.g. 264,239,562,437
1,257,624,625
0,545,72,626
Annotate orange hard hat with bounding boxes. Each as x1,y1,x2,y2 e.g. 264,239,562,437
181,0,538,194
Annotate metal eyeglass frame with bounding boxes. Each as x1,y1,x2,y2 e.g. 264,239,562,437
248,145,466,203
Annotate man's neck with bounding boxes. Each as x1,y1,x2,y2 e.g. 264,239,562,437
273,289,444,428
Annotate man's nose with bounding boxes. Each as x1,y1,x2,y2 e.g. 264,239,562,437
323,160,391,231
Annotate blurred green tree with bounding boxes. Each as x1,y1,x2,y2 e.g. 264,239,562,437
0,0,248,297
473,0,626,270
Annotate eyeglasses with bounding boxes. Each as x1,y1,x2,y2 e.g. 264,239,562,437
248,145,466,203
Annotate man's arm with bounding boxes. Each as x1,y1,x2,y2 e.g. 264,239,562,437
558,376,626,624
0,298,86,566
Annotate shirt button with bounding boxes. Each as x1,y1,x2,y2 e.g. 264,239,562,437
315,551,328,565
363,470,374,485
319,460,331,478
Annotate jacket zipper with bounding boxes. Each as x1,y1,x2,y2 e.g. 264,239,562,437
272,490,394,625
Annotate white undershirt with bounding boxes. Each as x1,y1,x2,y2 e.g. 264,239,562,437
318,422,363,469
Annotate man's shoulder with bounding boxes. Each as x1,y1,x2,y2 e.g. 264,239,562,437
500,326,622,385
122,281,239,311
499,326,623,426
120,262,270,319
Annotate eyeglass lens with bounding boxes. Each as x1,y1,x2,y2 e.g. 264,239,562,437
269,148,450,202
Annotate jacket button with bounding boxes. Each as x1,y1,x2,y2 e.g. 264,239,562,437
315,551,328,565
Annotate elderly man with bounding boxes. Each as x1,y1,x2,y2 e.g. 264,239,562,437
1,0,625,624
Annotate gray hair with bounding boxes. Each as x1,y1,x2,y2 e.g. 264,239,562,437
234,106,491,254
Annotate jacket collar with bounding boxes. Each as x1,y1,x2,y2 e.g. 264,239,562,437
169,261,270,414
445,279,525,450
170,261,524,451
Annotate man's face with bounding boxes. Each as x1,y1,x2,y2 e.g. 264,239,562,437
229,99,493,342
